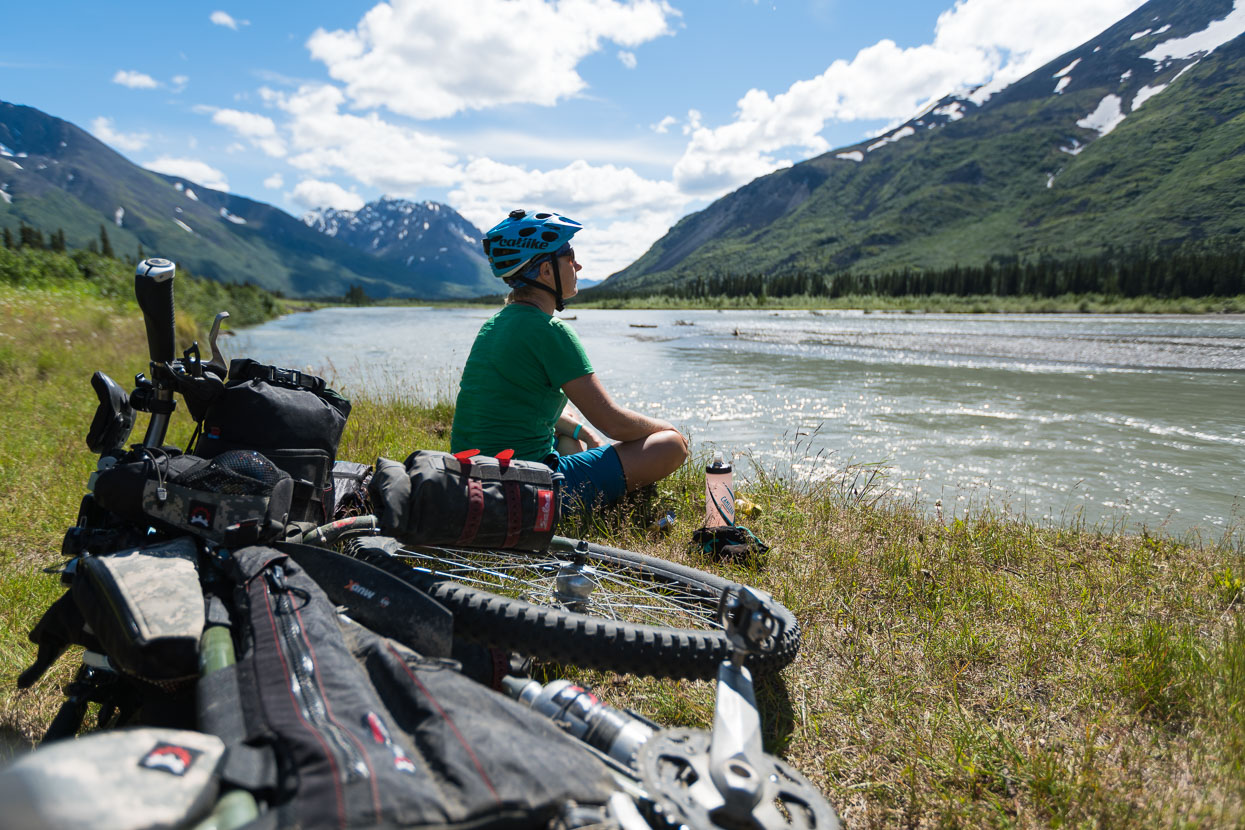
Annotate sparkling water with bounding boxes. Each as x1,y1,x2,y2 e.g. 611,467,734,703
231,307,1245,539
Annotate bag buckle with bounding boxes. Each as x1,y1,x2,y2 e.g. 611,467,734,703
270,367,302,388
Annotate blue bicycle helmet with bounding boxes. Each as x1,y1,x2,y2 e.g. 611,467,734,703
482,210,582,280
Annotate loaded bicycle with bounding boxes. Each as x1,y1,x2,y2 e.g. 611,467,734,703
4,257,837,830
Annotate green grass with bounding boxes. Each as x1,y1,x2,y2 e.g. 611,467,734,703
1,284,1243,826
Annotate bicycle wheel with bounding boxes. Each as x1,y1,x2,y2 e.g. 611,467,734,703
346,536,800,680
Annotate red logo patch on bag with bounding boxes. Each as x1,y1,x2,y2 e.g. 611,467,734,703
139,743,202,776
188,500,216,529
534,489,554,532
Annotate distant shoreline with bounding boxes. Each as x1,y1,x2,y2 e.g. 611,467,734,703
320,293,1245,317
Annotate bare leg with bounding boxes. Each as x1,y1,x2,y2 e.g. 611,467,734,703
556,434,586,455
614,429,689,491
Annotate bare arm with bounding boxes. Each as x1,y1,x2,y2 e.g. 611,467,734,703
562,373,678,443
555,409,604,449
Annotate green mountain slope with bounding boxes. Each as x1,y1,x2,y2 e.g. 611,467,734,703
0,102,475,298
603,0,1245,293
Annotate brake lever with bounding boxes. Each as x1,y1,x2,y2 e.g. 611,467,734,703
207,311,230,374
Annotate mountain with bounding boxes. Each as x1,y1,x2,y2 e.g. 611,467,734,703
601,0,1245,293
302,198,493,298
0,102,478,299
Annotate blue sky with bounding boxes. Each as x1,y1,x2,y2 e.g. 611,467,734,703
3,0,1148,275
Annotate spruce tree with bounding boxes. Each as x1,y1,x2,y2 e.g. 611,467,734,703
2,226,11,249
99,224,115,258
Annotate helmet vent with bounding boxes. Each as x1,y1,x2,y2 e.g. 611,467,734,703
518,227,535,237
540,231,559,242
534,212,552,219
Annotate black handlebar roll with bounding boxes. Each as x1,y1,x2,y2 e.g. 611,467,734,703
134,258,177,364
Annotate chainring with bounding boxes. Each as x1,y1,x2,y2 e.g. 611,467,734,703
636,729,840,830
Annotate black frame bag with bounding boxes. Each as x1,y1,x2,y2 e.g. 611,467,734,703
193,359,351,526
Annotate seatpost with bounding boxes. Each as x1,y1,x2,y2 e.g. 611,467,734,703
134,258,178,447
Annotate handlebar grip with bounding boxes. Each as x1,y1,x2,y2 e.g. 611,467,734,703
134,258,177,363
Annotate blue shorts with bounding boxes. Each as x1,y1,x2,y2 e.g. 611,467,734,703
552,444,627,512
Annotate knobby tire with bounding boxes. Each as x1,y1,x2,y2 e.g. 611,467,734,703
346,538,800,680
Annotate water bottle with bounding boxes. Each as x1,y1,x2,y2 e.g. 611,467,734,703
502,677,654,767
705,451,735,527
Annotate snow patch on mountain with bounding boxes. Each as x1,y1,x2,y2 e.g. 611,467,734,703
114,207,124,227
1060,138,1085,156
1142,2,1245,62
1078,95,1126,136
0,143,12,157
836,151,864,163
1054,77,1072,94
965,79,1008,106
0,187,11,204
933,102,966,121
173,218,193,233
185,188,198,201
1131,81,1168,110
1053,58,1081,78
867,126,915,152
220,207,246,225
1131,24,1170,40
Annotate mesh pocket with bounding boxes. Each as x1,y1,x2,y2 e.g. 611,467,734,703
178,450,283,496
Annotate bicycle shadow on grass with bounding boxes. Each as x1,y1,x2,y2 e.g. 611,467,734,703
754,671,797,755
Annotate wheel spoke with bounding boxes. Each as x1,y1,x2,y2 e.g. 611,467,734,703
387,544,724,631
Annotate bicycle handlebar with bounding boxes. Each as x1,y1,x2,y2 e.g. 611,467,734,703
134,258,177,364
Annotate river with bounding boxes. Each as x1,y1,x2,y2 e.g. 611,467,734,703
230,307,1245,539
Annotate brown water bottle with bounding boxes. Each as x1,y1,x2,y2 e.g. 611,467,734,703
705,451,735,527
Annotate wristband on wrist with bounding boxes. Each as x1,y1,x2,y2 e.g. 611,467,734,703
571,423,583,441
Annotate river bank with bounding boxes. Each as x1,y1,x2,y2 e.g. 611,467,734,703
1,284,1243,825
406,291,1245,315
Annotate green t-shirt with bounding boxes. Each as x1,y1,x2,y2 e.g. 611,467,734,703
450,303,594,461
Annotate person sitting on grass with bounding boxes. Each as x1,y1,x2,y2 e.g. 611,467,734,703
450,209,688,513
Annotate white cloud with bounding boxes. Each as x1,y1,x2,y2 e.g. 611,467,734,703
618,50,637,69
449,157,688,275
263,173,285,189
290,179,365,211
210,11,249,29
144,157,230,191
306,0,679,118
91,117,149,152
672,0,1146,195
682,109,702,136
171,75,189,93
268,84,461,193
210,108,287,157
652,115,677,134
112,70,159,89
454,128,676,167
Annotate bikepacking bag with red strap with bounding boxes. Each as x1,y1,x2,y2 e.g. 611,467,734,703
191,359,351,526
220,543,616,829
368,450,562,552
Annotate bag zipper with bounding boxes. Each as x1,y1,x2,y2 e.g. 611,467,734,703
262,564,374,790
